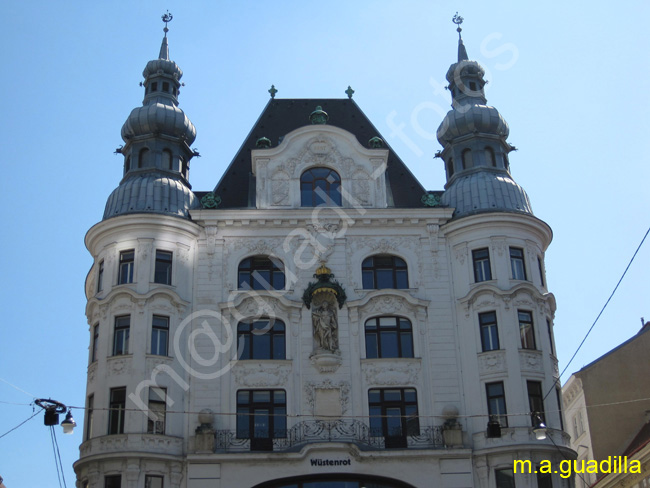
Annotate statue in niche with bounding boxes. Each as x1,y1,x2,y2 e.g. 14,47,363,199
311,295,339,352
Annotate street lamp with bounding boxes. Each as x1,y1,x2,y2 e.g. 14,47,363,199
35,398,76,435
532,412,547,440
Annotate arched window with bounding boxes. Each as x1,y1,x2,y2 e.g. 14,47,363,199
138,148,149,168
462,148,473,170
485,147,496,167
365,316,413,358
503,154,510,171
181,157,188,178
124,156,131,175
238,256,285,290
447,158,454,178
362,255,408,289
162,149,173,170
300,167,342,207
237,318,286,360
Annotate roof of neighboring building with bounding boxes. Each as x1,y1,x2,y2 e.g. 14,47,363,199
212,98,428,209
622,421,650,457
575,322,650,376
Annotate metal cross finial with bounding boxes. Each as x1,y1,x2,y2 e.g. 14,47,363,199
268,84,278,99
452,12,463,38
162,11,173,36
345,86,355,99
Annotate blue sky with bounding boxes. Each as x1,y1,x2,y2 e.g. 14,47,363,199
1,1,649,486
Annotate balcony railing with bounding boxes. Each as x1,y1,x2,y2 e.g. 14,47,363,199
214,419,444,453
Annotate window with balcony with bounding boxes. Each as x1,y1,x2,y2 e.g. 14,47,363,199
368,388,419,448
479,312,500,351
151,315,169,356
486,382,508,427
237,318,286,360
527,380,545,425
365,316,413,358
147,387,166,435
472,248,492,282
112,316,130,356
518,311,536,350
238,256,285,290
300,167,342,207
362,255,408,289
154,250,173,285
108,387,126,435
118,249,134,284
509,247,527,280
237,389,287,451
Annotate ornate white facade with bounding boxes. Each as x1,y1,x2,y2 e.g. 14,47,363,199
74,18,574,488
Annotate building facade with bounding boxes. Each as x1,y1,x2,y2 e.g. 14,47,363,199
74,19,573,488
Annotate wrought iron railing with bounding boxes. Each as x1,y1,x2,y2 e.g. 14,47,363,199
214,419,445,453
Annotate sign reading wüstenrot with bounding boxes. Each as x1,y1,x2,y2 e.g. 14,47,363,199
310,459,352,467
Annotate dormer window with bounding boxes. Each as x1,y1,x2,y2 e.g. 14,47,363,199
462,149,473,170
163,82,169,93
124,156,131,174
151,82,158,92
447,158,454,177
300,168,342,207
138,148,149,168
485,147,496,167
162,149,173,171
469,81,477,91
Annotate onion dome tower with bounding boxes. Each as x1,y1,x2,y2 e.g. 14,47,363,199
103,13,199,220
438,15,532,218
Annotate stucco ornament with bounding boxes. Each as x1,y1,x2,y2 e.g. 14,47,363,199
421,192,441,207
200,192,221,209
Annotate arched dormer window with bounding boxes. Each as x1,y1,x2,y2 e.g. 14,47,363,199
462,149,473,170
237,318,286,360
238,256,285,290
300,167,342,207
138,148,149,169
447,158,454,178
162,149,173,170
362,255,408,289
365,316,414,358
485,147,496,167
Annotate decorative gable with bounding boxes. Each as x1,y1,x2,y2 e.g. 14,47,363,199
251,125,388,209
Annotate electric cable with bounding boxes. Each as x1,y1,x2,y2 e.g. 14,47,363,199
544,225,650,401
0,410,40,440
49,426,63,488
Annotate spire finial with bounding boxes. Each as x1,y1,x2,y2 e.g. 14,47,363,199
162,11,173,37
452,12,463,39
452,12,468,62
268,85,278,98
345,86,355,99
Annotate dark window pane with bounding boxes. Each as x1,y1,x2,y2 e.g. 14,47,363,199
365,332,378,358
380,331,399,358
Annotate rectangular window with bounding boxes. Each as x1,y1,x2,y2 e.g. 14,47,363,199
547,319,555,355
118,250,135,284
472,248,492,282
145,476,164,488
108,387,126,435
537,471,552,488
91,324,99,362
237,390,287,451
479,312,500,351
97,260,104,292
151,316,169,356
556,388,564,431
147,387,166,435
518,311,536,350
527,380,545,425
537,256,545,287
154,250,173,285
113,316,130,355
495,469,515,488
365,316,414,358
104,475,122,488
237,319,286,360
86,394,94,441
510,247,527,280
486,382,508,427
368,388,419,448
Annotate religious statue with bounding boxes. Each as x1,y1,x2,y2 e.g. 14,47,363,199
311,300,338,352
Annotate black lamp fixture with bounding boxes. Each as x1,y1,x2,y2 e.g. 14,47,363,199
35,398,76,435
486,415,502,438
532,412,547,440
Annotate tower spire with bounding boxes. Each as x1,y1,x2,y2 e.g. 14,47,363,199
452,12,468,62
